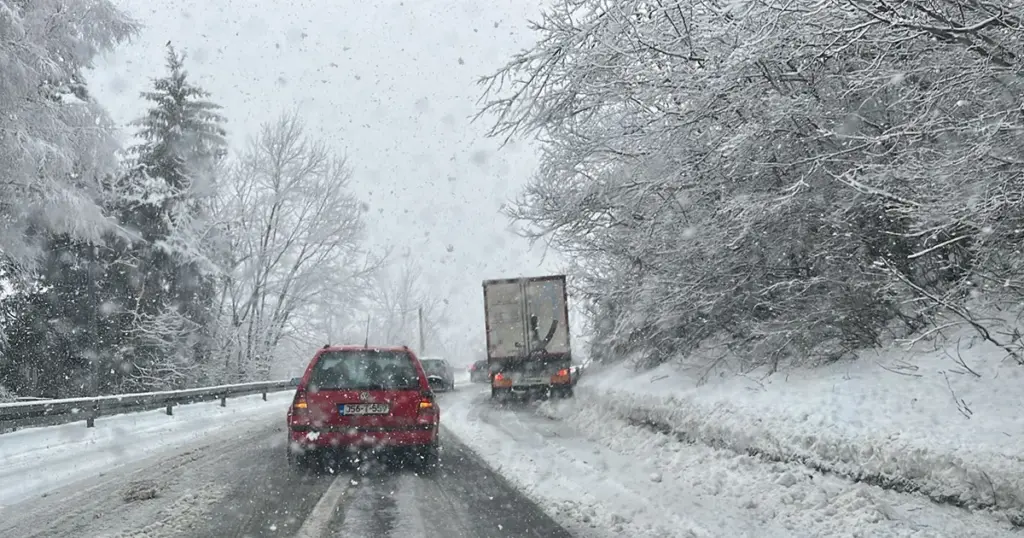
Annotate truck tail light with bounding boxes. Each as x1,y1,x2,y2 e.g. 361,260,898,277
551,369,571,385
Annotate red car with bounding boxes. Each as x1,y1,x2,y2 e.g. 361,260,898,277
286,345,440,469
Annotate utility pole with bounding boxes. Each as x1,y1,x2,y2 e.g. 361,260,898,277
417,306,425,354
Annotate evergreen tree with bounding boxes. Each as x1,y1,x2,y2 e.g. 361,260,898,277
0,0,136,397
111,44,228,390
0,228,133,397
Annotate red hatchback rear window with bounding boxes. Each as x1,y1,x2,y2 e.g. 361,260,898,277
308,350,420,391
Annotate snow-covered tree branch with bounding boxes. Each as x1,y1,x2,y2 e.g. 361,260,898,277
0,0,137,267
481,0,1024,370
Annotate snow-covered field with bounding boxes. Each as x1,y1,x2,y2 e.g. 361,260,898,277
572,325,1024,526
441,380,1014,538
0,391,293,508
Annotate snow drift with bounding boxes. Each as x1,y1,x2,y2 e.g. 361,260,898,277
575,327,1024,524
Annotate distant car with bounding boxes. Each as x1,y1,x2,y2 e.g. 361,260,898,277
419,356,455,392
285,345,440,470
468,360,489,383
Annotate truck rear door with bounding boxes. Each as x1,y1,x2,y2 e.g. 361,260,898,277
522,276,570,356
483,279,528,359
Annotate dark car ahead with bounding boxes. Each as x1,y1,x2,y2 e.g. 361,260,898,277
285,345,440,470
468,360,489,383
419,356,455,392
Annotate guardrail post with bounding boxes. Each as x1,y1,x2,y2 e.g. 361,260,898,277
86,402,98,428
166,403,173,416
221,394,227,407
262,391,267,401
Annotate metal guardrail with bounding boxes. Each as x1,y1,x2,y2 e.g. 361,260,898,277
0,380,294,434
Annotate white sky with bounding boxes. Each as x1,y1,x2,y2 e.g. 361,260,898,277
89,0,573,358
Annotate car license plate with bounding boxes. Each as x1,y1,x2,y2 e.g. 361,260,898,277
339,403,389,415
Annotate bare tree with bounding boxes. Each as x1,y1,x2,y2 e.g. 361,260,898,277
210,112,376,380
367,253,449,353
118,299,201,391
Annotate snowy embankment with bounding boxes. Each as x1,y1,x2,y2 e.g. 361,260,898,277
0,392,292,509
443,379,1012,537
567,326,1024,524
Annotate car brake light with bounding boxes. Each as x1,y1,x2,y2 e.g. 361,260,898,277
557,368,569,377
494,373,505,381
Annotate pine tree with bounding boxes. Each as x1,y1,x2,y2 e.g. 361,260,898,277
112,44,228,390
0,0,137,397
0,233,121,397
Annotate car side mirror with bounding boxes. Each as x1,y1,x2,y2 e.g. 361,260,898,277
289,377,301,387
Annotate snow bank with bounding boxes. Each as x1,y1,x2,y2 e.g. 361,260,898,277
442,386,1012,537
577,328,1024,523
0,391,293,508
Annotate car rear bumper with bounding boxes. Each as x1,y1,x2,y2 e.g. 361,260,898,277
288,424,438,450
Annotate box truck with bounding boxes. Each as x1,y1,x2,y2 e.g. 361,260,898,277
482,274,573,400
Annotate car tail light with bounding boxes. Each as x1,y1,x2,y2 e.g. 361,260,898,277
416,391,437,424
494,373,505,381
288,389,311,430
291,390,309,415
556,368,569,377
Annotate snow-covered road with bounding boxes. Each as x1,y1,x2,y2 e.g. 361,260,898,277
0,388,568,538
0,391,295,508
1,373,1014,537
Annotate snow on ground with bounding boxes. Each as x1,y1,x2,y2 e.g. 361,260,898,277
441,383,1013,538
572,323,1024,525
0,391,293,508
